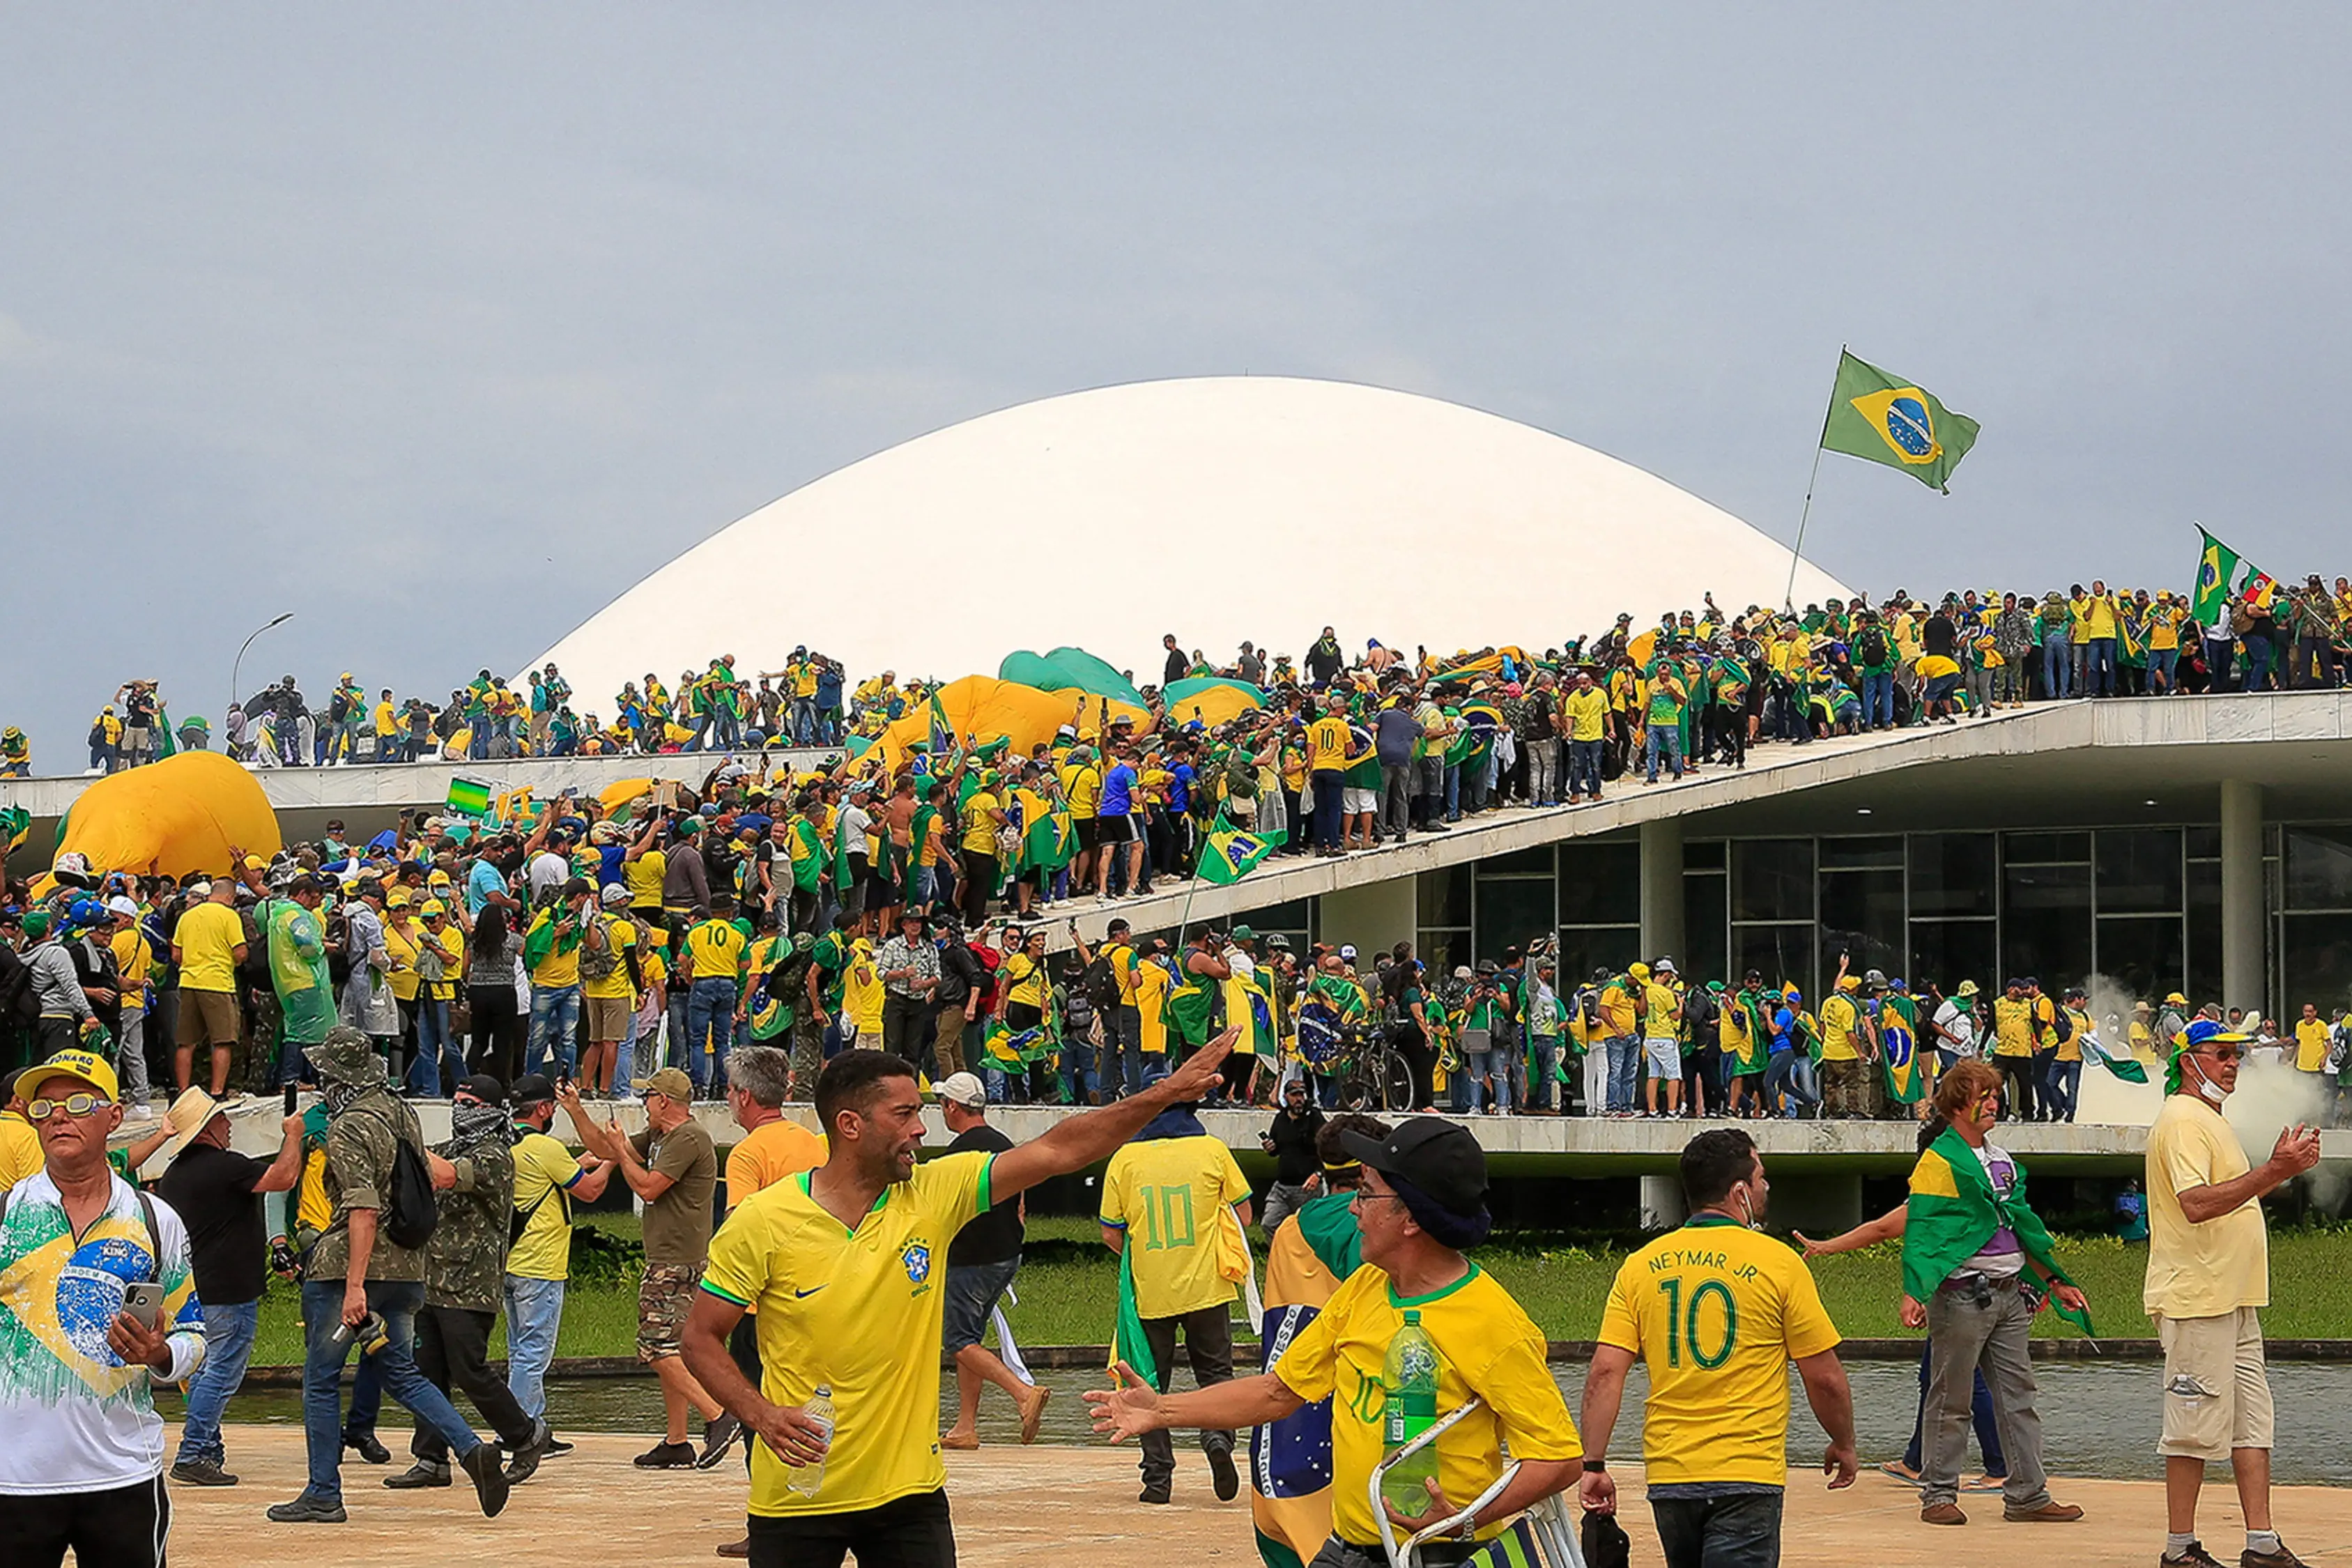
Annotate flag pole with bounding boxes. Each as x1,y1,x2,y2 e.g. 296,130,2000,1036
1783,347,1844,612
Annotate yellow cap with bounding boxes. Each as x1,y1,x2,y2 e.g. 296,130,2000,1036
420,899,447,917
15,1047,119,1105
386,889,413,908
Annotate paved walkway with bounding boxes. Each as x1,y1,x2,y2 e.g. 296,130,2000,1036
173,1427,2352,1565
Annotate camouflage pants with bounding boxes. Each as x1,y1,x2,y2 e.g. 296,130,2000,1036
636,1262,700,1362
790,1014,824,1102
1820,1057,1880,1119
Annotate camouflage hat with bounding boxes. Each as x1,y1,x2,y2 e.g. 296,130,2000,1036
311,1025,385,1086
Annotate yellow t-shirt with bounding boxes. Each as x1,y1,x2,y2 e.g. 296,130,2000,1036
726,1119,828,1207
1132,960,1172,1056
1104,941,1138,1006
2059,1006,2091,1063
2296,1019,2332,1073
1275,1262,1578,1548
1597,983,1638,1039
699,1153,991,1518
584,914,640,1002
1597,1217,1842,1486
172,900,247,993
1100,1135,1250,1318
960,792,1001,855
844,939,884,1034
1001,952,1049,1011
685,918,748,981
1306,716,1353,772
1990,997,2034,1057
425,927,463,1000
1562,687,1608,741
528,910,583,989
374,700,398,737
112,927,151,1007
2144,1094,2268,1317
1061,763,1102,819
1817,993,1861,1063
0,1111,43,1192
2148,605,2183,651
624,851,667,912
1640,981,1680,1040
507,1130,587,1281
383,918,423,1002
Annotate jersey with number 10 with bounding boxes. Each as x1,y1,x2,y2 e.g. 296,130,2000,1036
1098,1134,1250,1319
1595,1215,1842,1486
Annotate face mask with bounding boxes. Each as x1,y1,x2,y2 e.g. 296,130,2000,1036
2187,1052,2229,1106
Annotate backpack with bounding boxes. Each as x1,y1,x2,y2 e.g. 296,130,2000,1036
578,914,621,983
1856,624,1889,666
2048,1004,2075,1045
1083,951,1125,1012
348,1105,440,1251
1222,748,1258,801
0,942,39,1024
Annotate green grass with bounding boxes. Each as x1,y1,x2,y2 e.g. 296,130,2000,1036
249,1215,2352,1364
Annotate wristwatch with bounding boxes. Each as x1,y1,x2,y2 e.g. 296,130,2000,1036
1581,1458,1608,1473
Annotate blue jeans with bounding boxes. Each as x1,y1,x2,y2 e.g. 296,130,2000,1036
299,1279,479,1501
2151,647,2178,691
176,1298,260,1466
1524,1036,1559,1111
1605,1036,1639,1112
2042,636,2073,697
1310,769,1344,851
2242,633,2275,691
1764,1050,1820,1115
1650,1491,1784,1568
405,997,461,1097
503,1275,566,1419
2086,637,2116,696
1568,737,1604,798
2042,1056,2082,1123
528,984,581,1078
1861,670,1895,728
1644,725,1684,782
684,976,738,1096
1061,1025,1099,1103
790,698,816,744
1465,1049,1511,1112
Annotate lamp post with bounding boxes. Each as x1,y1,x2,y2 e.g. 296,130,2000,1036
230,612,294,725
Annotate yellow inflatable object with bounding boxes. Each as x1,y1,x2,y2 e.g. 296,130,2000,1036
599,777,659,813
1162,682,1263,729
1056,690,1156,740
875,675,1102,771
54,751,282,879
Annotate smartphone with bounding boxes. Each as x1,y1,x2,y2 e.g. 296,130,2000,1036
122,1282,166,1331
284,1084,299,1116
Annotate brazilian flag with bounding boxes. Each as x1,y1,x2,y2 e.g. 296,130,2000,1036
1880,993,1925,1105
1820,350,1981,493
2192,526,2245,623
1,806,27,854
1196,821,1277,886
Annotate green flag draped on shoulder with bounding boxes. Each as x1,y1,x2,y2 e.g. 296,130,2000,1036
1879,993,1925,1105
1820,350,1981,493
1903,1126,2094,1335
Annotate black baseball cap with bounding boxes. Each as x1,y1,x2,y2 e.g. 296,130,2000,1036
1339,1116,1488,1217
456,1074,506,1104
511,1073,558,1106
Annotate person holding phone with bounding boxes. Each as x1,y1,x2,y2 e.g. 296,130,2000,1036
0,1048,207,1567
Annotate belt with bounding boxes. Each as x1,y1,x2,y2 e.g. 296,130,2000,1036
1939,1271,2022,1294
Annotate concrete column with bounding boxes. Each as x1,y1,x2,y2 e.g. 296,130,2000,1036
1319,874,1417,964
1638,1174,1688,1231
2220,778,2265,1017
1640,817,1685,965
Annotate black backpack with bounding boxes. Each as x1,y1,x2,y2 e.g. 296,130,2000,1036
2048,1004,2075,1044
0,943,38,1024
351,1105,440,1251
1857,624,1889,666
1083,952,1125,1012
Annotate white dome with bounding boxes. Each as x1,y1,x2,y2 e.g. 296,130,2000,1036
528,376,1847,706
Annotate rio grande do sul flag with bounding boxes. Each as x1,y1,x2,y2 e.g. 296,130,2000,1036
1820,351,1981,493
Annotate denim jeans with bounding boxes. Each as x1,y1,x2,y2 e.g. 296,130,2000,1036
1309,769,1345,851
1061,1024,1099,1103
405,997,461,1097
2086,637,2116,696
2042,636,2073,697
1524,1036,1559,1111
684,976,738,1096
2151,646,2179,691
1605,1035,1639,1112
1568,737,1604,798
2041,1056,2082,1122
1764,1050,1820,1115
790,697,816,744
2242,633,2275,691
1644,725,1684,783
527,983,581,1078
1649,1490,1785,1568
1464,1049,1511,1112
1861,670,1895,728
502,1275,567,1420
299,1279,479,1500
177,1298,261,1466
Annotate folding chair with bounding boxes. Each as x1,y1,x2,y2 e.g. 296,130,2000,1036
1369,1397,1588,1568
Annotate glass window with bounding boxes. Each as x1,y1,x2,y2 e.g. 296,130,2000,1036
2002,861,2092,992
1821,836,1904,870
1683,873,1728,987
1909,919,1998,997
2186,826,2221,861
1415,930,1470,979
1560,841,1641,925
1557,926,1641,988
2005,831,2091,865
1819,868,1905,978
2280,914,2352,1017
1909,833,1997,917
1733,840,1815,923
2188,859,2222,1008
1736,924,1816,999
1418,866,1471,928
2284,827,2352,911
1476,879,1556,964
1479,845,1555,877
2096,829,2184,915
1684,840,1727,869
2095,916,2185,1006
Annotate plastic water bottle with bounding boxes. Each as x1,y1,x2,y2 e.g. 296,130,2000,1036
1379,1311,1441,1517
785,1385,836,1498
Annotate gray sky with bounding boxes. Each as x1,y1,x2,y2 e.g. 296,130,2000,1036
5,6,2346,758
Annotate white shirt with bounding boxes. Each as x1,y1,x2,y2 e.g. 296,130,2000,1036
526,850,569,902
1933,999,1979,1057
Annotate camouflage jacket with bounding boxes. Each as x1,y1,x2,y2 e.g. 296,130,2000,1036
424,1134,515,1312
310,1087,426,1284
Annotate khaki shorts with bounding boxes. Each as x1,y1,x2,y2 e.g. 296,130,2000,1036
180,988,241,1051
585,995,633,1045
2156,1307,2274,1460
636,1261,701,1363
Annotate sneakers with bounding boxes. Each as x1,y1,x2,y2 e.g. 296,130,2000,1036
1920,1502,1967,1525
343,1430,391,1466
2161,1546,2227,1568
266,1494,348,1524
634,1440,698,1469
383,1461,451,1489
169,1458,238,1486
2003,1500,2084,1523
541,1432,575,1456
695,1412,742,1470
460,1444,512,1518
2239,1546,2305,1568
1208,1446,1240,1502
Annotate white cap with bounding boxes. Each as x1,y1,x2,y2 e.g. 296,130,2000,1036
105,896,139,919
935,1073,987,1110
1654,956,1677,974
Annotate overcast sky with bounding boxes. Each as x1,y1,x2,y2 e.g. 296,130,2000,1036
5,7,2347,758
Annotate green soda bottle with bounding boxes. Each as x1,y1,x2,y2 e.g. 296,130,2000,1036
1379,1309,1442,1518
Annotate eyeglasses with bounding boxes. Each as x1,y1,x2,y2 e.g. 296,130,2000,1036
26,1093,109,1121
2197,1047,2245,1063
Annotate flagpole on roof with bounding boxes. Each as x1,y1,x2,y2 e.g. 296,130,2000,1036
1783,346,1844,613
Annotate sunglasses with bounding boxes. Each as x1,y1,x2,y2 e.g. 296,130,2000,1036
26,1093,110,1121
2197,1047,2246,1063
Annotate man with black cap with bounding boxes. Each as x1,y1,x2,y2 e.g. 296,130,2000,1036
1088,1116,1579,1565
386,1075,548,1491
502,1073,612,1456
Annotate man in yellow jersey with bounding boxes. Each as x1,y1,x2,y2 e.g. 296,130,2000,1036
682,1031,1236,1568
1816,972,1877,1120
1099,1101,1255,1504
171,874,250,1097
1562,669,1611,804
507,1073,613,1457
1580,1127,1858,1568
1305,693,1353,856
1089,1117,1578,1567
1990,978,2038,1121
2293,1002,2332,1086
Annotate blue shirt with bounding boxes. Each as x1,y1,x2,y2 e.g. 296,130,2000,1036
466,858,507,917
1769,1006,1795,1054
1100,762,1137,817
815,670,843,707
1168,763,1194,815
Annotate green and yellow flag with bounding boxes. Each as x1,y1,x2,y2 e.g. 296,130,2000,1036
1903,1126,2094,1335
1879,992,1925,1105
2191,526,2245,623
1820,350,1981,493
0,806,28,854
1196,822,1277,886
